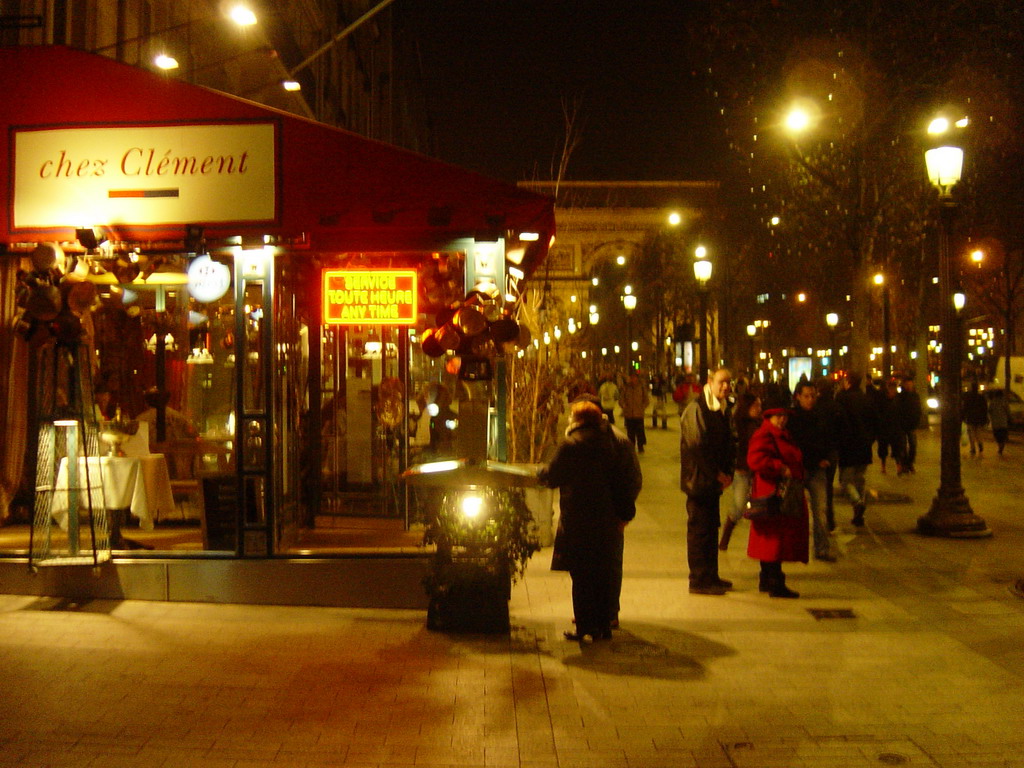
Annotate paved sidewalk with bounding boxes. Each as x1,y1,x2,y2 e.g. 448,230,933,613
2,421,1024,767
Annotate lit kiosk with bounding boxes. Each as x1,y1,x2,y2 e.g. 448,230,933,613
0,47,554,604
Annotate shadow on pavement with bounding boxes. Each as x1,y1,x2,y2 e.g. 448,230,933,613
558,623,734,680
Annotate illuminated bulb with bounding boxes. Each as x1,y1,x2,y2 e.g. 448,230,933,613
461,494,483,519
230,5,258,25
154,54,179,70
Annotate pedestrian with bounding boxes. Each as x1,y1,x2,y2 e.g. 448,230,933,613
987,388,1010,456
620,369,650,453
834,372,877,527
650,373,669,429
719,390,761,551
816,377,840,531
894,376,923,473
679,367,735,595
598,375,619,424
672,372,700,417
875,379,905,474
746,389,809,598
962,382,988,456
787,380,838,561
539,396,640,645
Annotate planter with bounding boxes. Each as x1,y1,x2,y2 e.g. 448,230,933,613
426,562,510,633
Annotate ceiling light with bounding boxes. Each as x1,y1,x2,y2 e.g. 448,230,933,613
154,54,179,70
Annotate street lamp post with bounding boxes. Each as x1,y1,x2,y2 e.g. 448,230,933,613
917,117,990,538
623,289,637,370
694,255,713,383
826,312,839,376
874,273,892,380
746,323,757,380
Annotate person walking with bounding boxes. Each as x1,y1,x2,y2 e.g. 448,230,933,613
962,382,989,456
598,375,620,425
987,388,1010,457
679,368,735,595
834,372,877,527
787,380,838,561
875,379,905,474
895,376,923,473
719,390,762,551
746,390,809,598
620,369,650,453
650,373,669,429
815,377,840,531
539,397,640,645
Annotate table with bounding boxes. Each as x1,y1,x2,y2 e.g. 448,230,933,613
52,455,176,532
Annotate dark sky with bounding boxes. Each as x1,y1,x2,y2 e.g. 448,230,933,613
402,1,722,184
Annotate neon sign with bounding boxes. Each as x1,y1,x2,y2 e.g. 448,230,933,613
323,269,418,325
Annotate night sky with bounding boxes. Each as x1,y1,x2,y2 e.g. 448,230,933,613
402,1,722,184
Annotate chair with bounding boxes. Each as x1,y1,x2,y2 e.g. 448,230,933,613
151,438,233,518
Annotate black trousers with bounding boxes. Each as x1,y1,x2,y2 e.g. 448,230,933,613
624,417,646,450
570,557,614,637
610,529,624,622
686,492,722,588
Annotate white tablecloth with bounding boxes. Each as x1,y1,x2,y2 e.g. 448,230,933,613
51,455,176,531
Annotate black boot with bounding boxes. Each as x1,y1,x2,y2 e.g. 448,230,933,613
719,518,737,551
759,561,779,593
770,577,800,599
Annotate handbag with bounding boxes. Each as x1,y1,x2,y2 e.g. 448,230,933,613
744,432,804,520
745,475,804,520
744,488,782,520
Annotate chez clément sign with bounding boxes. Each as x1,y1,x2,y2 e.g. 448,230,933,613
12,122,277,229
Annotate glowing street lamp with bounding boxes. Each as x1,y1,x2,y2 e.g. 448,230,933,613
622,291,637,368
693,255,713,382
826,312,839,375
746,323,757,377
873,272,892,380
918,114,989,538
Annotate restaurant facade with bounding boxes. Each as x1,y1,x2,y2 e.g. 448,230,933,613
0,46,554,605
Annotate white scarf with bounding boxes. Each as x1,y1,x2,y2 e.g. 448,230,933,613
703,383,724,412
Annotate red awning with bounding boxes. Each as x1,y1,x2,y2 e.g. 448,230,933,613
0,46,553,268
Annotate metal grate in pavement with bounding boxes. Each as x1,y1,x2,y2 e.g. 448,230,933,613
807,607,857,620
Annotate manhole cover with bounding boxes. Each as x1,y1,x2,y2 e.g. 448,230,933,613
807,608,856,620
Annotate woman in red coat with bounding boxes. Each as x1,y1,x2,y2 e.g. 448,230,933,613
746,388,809,598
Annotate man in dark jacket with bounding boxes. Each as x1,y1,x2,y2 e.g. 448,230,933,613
962,382,989,455
540,397,641,644
835,372,877,527
788,380,838,561
679,368,735,594
894,376,923,473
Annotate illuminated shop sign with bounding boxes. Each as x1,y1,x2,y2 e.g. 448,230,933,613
12,122,277,228
323,270,418,325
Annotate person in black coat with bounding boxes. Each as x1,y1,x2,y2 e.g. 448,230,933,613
787,379,838,560
680,368,735,594
962,382,989,456
894,376,923,473
875,379,905,474
835,372,877,527
539,398,641,645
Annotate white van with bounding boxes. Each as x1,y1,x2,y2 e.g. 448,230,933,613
989,356,1024,399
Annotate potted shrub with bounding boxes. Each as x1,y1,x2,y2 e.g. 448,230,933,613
422,485,539,633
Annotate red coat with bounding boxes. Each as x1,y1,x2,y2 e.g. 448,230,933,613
746,419,809,563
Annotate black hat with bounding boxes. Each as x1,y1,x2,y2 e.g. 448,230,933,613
761,387,792,417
